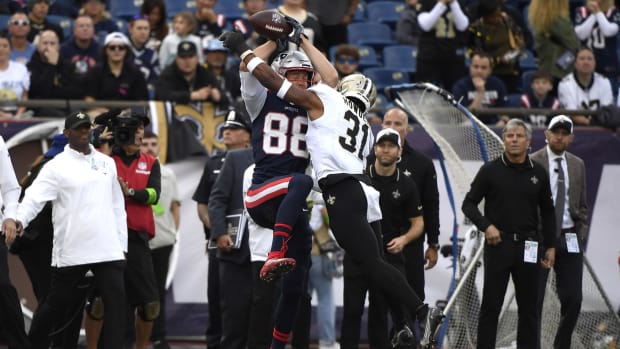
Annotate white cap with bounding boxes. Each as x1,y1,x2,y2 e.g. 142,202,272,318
548,115,573,134
375,128,401,147
104,32,129,46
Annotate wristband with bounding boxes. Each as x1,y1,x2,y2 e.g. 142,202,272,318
277,79,292,99
240,49,253,61
247,56,264,74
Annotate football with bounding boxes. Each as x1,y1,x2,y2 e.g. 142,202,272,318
248,10,293,40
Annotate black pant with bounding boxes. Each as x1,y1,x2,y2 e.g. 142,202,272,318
150,244,173,341
415,56,466,91
537,234,583,349
206,251,222,349
477,239,541,349
0,240,29,349
29,260,126,349
219,259,252,349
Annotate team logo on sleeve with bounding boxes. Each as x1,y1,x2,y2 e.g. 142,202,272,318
530,176,538,185
392,190,401,199
326,194,336,205
403,169,412,177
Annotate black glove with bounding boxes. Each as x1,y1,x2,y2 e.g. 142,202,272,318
274,36,288,54
219,31,251,57
284,15,304,47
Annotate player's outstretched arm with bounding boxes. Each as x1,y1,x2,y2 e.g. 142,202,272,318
299,36,338,88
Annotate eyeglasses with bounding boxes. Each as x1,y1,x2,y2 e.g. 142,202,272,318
10,19,30,26
107,45,127,51
336,56,357,65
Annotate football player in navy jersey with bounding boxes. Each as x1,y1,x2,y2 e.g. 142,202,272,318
237,27,339,349
221,29,445,349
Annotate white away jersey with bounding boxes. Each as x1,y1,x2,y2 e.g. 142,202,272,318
306,83,374,180
558,72,613,110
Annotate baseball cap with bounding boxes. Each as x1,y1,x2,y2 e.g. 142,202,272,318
177,41,198,57
222,110,251,132
104,32,129,46
548,115,573,134
204,39,228,53
65,111,92,129
375,128,401,147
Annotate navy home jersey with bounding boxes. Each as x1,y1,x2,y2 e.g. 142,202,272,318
240,71,309,185
575,6,620,75
519,92,561,127
306,83,374,181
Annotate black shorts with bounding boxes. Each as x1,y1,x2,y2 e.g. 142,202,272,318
124,231,158,305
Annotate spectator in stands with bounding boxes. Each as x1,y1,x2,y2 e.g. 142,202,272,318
203,39,239,111
0,32,29,118
416,0,469,91
277,0,326,52
306,0,358,50
232,0,268,49
60,14,100,81
528,0,580,83
159,11,203,71
333,44,360,79
79,0,120,44
395,0,422,46
452,51,508,125
155,41,221,104
467,0,526,93
558,47,614,126
128,15,160,90
519,70,561,127
8,12,35,64
84,32,149,114
28,30,81,116
193,0,226,44
140,0,169,52
574,0,620,94
26,0,64,43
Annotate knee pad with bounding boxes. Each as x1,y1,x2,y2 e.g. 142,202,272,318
137,301,160,321
85,296,105,320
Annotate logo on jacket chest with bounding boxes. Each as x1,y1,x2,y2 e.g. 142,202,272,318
135,161,151,175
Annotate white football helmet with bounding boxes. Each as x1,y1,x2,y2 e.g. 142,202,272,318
337,73,377,113
271,51,315,86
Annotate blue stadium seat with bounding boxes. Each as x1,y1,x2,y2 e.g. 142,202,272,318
329,44,381,70
367,1,406,29
363,67,410,92
506,93,522,108
47,15,74,39
108,0,143,20
0,15,9,32
352,2,367,22
382,45,417,74
165,0,196,16
347,22,396,50
215,1,245,22
370,92,394,114
49,0,79,17
112,17,127,34
521,69,536,94
519,49,537,71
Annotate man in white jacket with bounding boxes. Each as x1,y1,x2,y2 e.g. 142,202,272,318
16,111,128,349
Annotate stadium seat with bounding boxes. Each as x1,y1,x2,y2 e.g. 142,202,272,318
214,1,245,22
165,0,196,16
363,67,410,92
0,15,9,32
382,45,417,74
329,44,381,70
108,0,144,20
49,0,79,17
347,22,396,50
47,15,74,39
506,93,522,108
519,49,537,71
352,2,367,22
370,92,394,114
367,1,406,29
521,69,536,94
112,17,127,34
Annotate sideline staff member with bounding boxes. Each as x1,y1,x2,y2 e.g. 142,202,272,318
462,118,556,349
531,115,588,349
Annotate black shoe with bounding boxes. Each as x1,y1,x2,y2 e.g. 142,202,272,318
390,324,414,348
420,307,444,349
153,339,172,349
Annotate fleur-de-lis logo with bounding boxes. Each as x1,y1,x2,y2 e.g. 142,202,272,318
392,190,400,199
327,195,336,205
531,176,538,185
403,169,412,177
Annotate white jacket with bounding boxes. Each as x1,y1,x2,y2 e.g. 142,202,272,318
0,136,20,222
17,144,127,267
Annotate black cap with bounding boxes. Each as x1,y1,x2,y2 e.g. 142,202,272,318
222,110,251,132
177,41,198,57
375,128,401,147
65,111,92,129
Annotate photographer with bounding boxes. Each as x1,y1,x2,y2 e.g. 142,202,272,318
85,111,161,349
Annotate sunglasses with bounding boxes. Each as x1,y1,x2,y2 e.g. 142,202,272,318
336,56,357,65
10,19,30,26
107,45,127,51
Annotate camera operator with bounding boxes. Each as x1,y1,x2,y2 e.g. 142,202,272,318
85,110,161,349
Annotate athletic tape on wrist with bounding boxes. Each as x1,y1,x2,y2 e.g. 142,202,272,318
277,79,292,99
240,49,253,61
247,57,264,74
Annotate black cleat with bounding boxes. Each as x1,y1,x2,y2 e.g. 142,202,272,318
390,324,414,348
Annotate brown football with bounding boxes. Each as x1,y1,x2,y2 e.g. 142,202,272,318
248,10,293,40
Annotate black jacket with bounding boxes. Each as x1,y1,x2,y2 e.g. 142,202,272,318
154,62,219,103
28,50,83,100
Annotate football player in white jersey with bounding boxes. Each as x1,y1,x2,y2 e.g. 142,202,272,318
220,30,445,348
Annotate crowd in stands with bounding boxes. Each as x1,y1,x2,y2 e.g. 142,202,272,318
1,0,620,127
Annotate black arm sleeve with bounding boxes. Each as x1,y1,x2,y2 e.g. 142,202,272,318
154,72,192,103
462,164,492,232
421,159,440,243
132,160,161,204
208,153,236,240
538,170,557,248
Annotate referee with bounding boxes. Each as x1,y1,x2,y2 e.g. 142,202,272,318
462,118,557,349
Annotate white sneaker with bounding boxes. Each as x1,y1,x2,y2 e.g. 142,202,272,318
319,341,340,349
